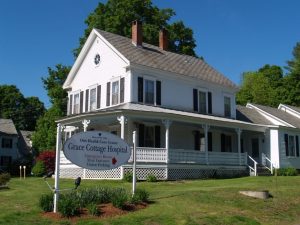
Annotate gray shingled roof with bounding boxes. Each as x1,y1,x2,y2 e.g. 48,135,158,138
0,119,18,135
236,105,273,125
97,29,238,90
250,103,300,128
281,104,300,114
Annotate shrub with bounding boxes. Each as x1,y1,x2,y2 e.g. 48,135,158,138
39,193,53,212
37,151,55,173
87,203,100,216
77,186,112,207
58,192,80,217
0,173,11,186
31,161,46,177
131,188,150,204
276,167,298,176
123,172,133,182
111,188,128,209
146,174,157,182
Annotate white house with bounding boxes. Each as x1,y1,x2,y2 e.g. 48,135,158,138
56,21,298,180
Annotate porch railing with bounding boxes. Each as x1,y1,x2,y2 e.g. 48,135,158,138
128,147,167,163
261,153,274,174
247,154,258,176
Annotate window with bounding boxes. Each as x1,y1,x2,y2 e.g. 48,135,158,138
2,138,12,148
221,134,232,152
138,124,161,148
112,81,119,105
145,80,154,104
285,134,299,157
224,96,231,117
193,89,212,114
0,156,12,167
137,77,161,106
199,91,207,114
73,93,80,114
89,88,97,111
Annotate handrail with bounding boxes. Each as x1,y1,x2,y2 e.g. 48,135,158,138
248,155,258,176
263,155,274,174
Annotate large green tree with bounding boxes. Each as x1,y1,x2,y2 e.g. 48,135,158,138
0,85,45,130
74,0,197,57
236,64,284,107
32,65,70,152
282,42,300,106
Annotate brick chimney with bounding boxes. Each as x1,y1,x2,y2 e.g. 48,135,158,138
132,20,143,46
159,28,168,50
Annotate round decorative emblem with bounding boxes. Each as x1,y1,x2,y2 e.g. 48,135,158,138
94,54,101,65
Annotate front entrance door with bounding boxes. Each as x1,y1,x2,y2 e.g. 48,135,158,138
251,138,259,161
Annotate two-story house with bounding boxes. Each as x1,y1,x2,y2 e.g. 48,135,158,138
57,21,271,180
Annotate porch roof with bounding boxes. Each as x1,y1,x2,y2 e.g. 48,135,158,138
57,103,271,132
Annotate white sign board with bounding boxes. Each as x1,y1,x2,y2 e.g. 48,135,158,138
63,131,131,170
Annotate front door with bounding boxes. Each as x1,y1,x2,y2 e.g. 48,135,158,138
251,138,259,161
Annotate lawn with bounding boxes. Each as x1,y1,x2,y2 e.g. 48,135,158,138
0,176,300,225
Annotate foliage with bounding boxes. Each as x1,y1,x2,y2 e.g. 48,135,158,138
146,174,157,182
77,186,112,207
0,85,45,130
276,167,298,176
58,192,80,217
31,161,46,177
74,0,197,57
36,151,55,173
32,65,70,153
39,193,53,212
131,188,150,204
0,173,11,186
111,188,128,209
87,203,100,216
237,64,284,107
123,172,133,182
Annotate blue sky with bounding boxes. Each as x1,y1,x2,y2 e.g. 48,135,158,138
0,0,300,108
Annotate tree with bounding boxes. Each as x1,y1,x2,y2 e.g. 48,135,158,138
282,42,300,106
32,65,70,152
237,64,284,107
0,85,45,130
74,0,197,57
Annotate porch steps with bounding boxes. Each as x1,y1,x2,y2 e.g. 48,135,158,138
256,164,272,176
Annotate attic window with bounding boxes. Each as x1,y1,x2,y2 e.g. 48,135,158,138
94,54,101,65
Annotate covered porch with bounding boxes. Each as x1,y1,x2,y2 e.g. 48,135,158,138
57,103,268,179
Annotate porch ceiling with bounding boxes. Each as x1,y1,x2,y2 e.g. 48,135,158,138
56,103,271,132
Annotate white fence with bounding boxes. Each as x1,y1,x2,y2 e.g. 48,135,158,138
128,147,167,163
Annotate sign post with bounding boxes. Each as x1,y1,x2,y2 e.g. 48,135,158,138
54,123,62,213
132,131,137,196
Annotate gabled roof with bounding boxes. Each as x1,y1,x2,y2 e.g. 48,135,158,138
0,119,18,135
248,103,300,128
279,104,300,115
64,29,238,90
236,105,273,125
97,29,238,90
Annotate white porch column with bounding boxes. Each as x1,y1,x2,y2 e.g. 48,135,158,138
82,119,90,132
162,120,172,163
236,128,242,165
82,120,90,179
54,123,63,213
202,124,210,165
117,115,127,180
117,115,127,139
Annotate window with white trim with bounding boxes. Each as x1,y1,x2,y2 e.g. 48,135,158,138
285,134,299,157
73,93,80,114
224,96,231,118
145,79,155,104
112,81,119,105
89,88,97,111
199,91,207,114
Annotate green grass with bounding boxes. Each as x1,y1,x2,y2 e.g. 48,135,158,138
1,176,300,224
